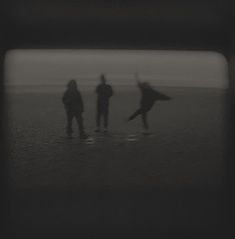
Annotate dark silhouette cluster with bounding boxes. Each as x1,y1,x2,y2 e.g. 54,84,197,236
62,74,171,138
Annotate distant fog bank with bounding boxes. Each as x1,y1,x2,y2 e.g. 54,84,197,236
5,49,228,89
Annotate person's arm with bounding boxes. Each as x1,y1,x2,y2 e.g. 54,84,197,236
109,86,113,97
136,80,144,92
62,93,66,104
78,92,84,112
95,85,99,94
134,73,142,89
62,91,69,104
158,91,172,101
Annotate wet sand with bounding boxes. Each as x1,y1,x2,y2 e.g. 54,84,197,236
7,86,227,238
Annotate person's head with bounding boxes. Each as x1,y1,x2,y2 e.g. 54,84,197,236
67,79,77,90
100,74,106,84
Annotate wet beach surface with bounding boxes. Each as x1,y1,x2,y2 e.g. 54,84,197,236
7,86,227,238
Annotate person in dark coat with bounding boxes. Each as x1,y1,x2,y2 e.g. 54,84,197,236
127,74,171,133
95,74,113,132
62,79,87,139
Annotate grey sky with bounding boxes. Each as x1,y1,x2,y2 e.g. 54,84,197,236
5,49,228,88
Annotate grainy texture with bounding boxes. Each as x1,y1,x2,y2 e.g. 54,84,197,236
8,86,225,190
7,86,226,238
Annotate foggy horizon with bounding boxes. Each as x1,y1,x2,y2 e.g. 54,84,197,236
4,49,228,89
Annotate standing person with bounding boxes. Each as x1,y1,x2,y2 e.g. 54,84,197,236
127,74,171,134
62,79,87,139
95,74,113,133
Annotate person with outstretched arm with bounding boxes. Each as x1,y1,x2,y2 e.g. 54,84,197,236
127,73,171,134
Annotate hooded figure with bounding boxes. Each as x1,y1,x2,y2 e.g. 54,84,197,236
127,76,171,133
95,74,113,132
62,79,87,139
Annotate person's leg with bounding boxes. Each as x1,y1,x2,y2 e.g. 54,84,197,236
103,102,109,131
96,107,101,131
75,113,87,139
128,108,142,121
66,111,73,137
103,110,109,131
141,111,149,130
103,105,109,129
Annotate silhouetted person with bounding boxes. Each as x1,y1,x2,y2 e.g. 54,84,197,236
62,80,87,139
127,75,171,133
95,74,113,132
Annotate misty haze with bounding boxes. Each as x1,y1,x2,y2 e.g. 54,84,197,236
5,49,227,88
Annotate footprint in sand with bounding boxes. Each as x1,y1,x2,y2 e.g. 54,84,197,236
126,133,156,142
126,134,139,142
84,137,95,145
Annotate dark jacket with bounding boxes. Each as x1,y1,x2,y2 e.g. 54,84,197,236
96,84,113,106
62,88,84,113
138,82,170,109
138,83,157,108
